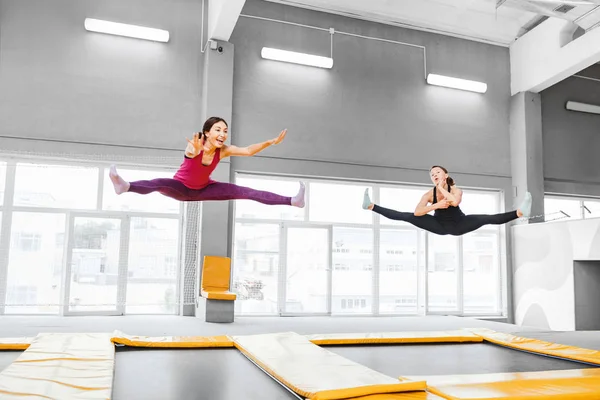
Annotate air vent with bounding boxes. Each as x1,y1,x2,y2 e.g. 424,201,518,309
554,4,575,13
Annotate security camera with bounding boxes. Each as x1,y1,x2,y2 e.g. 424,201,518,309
217,46,224,54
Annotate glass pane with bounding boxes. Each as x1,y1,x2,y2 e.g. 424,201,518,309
463,232,500,314
127,218,179,314
379,229,419,314
583,200,600,220
0,162,6,206
232,223,279,315
544,197,581,221
5,213,65,314
14,163,98,209
310,182,372,224
285,227,328,313
103,168,180,214
68,217,121,312
332,227,373,315
459,191,499,215
379,187,427,226
234,177,304,220
427,234,459,312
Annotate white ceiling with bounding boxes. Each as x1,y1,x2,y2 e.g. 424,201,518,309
263,0,600,46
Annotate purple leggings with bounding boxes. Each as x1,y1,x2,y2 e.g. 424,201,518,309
128,178,292,205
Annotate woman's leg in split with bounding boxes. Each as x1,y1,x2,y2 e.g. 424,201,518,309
450,191,533,235
186,181,306,207
110,165,305,206
109,165,191,201
371,205,447,235
362,188,447,235
451,211,519,236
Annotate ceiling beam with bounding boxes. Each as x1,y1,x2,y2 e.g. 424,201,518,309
208,0,247,42
510,17,600,94
500,0,580,20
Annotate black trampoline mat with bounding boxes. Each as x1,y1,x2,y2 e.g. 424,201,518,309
113,347,299,400
328,342,596,377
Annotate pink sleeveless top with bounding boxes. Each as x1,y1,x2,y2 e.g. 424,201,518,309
173,148,221,189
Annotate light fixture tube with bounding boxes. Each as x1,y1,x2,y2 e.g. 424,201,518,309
84,18,169,43
261,47,333,69
426,73,487,93
566,101,600,115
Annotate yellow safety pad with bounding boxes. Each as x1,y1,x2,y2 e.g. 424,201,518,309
201,256,232,291
111,330,234,348
352,393,445,400
306,330,483,345
232,332,427,400
200,288,237,301
403,368,600,400
469,328,600,365
0,337,34,350
0,333,114,399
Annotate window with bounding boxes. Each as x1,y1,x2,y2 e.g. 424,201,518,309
543,196,600,222
102,168,180,214
6,212,66,314
285,227,329,314
459,191,499,215
126,218,179,314
379,187,426,226
379,229,418,314
233,174,505,318
309,182,372,224
427,234,459,312
234,177,304,221
1,160,184,316
544,197,582,221
13,232,42,252
0,162,6,206
14,163,98,209
583,200,600,219
67,217,120,313
232,223,279,315
332,227,373,315
463,232,499,314
341,298,367,309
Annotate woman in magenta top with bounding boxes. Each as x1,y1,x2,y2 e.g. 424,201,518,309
108,117,305,207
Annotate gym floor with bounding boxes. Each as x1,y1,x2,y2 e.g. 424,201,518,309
1,315,599,400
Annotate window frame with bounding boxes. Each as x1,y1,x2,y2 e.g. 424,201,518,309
0,156,184,316
232,172,506,318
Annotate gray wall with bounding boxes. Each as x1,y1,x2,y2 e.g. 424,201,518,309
0,0,204,153
574,261,600,330
230,0,512,181
542,65,600,197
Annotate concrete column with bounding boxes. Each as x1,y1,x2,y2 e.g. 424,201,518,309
509,91,545,223
181,41,234,316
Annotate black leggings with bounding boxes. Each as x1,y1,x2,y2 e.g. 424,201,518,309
372,205,518,236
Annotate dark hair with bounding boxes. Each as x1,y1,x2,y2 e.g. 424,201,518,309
200,117,228,139
430,165,455,187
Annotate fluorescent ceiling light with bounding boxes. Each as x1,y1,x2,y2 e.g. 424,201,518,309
566,101,600,115
84,18,169,42
261,47,333,69
426,73,487,93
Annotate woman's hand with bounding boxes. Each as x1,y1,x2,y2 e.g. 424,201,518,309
435,199,450,209
269,129,287,145
186,133,203,156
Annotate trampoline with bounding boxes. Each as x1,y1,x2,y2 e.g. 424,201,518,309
113,348,299,400
328,342,598,377
1,326,600,399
